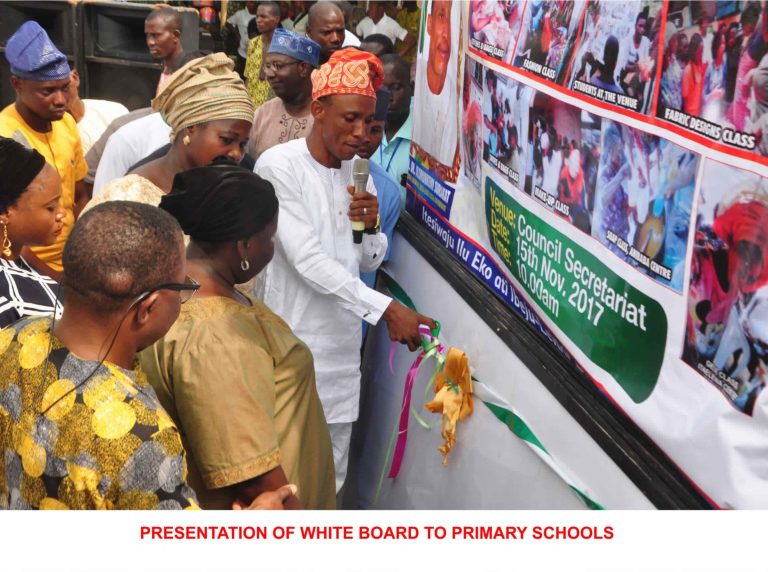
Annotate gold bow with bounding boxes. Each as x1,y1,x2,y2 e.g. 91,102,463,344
425,347,473,465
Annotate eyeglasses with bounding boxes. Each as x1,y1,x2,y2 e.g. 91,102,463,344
132,276,200,307
264,61,300,72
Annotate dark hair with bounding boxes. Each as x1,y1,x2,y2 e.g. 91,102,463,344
380,54,410,82
146,7,183,31
688,32,703,63
63,202,184,313
602,35,620,75
712,29,724,60
742,3,760,27
362,33,394,55
0,137,47,212
259,1,281,18
161,162,278,243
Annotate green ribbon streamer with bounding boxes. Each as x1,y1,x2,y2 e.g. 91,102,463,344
377,271,603,510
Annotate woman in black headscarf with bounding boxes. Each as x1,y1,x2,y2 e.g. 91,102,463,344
141,162,335,510
0,137,66,328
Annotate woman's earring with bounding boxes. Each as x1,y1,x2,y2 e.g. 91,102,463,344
182,134,191,146
241,259,250,271
2,223,11,258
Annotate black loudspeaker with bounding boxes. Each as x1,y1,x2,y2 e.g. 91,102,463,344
0,1,79,108
82,2,199,110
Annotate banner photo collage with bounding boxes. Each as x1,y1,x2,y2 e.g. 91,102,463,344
407,0,768,509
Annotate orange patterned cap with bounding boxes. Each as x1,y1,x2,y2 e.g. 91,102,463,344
311,48,384,101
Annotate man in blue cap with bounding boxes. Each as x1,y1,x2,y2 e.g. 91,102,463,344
248,28,322,160
0,21,88,282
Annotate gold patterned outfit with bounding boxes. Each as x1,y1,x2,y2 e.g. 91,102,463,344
0,317,199,510
244,36,274,109
140,296,336,510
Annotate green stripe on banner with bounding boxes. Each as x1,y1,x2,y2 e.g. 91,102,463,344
379,271,603,510
483,401,546,453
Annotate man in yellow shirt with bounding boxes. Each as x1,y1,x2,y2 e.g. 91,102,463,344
0,21,88,281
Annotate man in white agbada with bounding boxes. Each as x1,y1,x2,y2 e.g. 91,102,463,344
412,0,459,168
254,48,435,493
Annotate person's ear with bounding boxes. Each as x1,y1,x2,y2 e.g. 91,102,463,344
298,62,311,78
236,239,249,262
310,98,325,120
134,291,161,326
10,76,22,93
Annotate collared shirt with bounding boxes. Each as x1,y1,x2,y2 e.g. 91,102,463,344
254,138,391,424
92,112,170,196
356,14,408,44
0,105,87,273
372,111,412,206
361,160,401,289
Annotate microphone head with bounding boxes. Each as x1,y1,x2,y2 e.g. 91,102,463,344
353,158,369,186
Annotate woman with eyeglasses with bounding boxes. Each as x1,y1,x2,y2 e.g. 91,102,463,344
84,53,253,213
0,137,66,329
141,162,335,510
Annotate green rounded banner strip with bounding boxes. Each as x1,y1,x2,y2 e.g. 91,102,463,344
485,178,667,403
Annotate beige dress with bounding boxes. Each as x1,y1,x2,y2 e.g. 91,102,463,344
139,295,336,510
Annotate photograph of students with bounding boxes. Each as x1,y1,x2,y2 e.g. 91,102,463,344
591,120,699,292
683,161,768,416
514,0,586,84
658,1,768,158
568,1,662,114
469,0,524,65
481,68,531,188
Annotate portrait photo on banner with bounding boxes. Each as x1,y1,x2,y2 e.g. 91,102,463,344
592,120,699,292
412,0,462,181
462,55,484,190
526,91,601,236
657,1,768,156
482,67,532,189
683,160,768,416
514,0,586,84
567,0,663,114
468,0,524,65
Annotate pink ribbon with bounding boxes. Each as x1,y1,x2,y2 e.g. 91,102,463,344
387,326,444,479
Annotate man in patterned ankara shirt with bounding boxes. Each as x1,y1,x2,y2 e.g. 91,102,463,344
0,202,295,510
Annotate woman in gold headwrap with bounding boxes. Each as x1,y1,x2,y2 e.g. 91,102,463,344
85,53,254,210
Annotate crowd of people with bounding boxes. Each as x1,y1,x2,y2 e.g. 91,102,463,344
0,1,433,510
659,1,768,151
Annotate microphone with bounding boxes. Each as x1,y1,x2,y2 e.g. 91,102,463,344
352,158,369,244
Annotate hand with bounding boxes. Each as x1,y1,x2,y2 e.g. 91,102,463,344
347,185,379,229
382,300,437,351
232,484,298,510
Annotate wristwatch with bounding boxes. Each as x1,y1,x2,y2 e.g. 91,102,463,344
364,213,381,234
